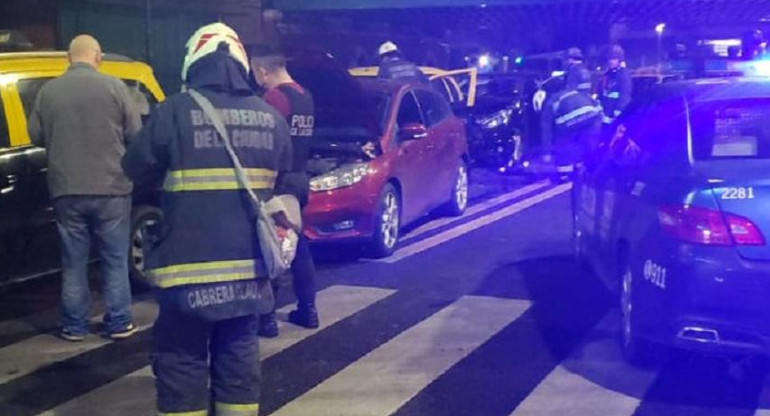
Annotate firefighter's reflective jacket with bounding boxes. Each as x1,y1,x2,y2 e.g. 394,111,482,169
122,53,293,303
377,56,429,83
600,67,632,124
541,89,603,149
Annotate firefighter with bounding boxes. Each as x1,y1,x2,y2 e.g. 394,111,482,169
377,41,429,83
540,85,603,180
251,47,320,337
600,44,632,126
564,47,593,94
122,23,293,416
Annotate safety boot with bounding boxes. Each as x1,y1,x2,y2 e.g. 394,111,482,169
258,312,279,338
288,304,319,329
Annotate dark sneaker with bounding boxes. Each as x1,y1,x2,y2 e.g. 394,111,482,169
59,329,86,342
258,313,279,338
110,323,137,340
288,306,320,329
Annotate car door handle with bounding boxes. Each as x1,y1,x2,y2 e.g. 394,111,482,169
426,144,436,151
1,175,17,194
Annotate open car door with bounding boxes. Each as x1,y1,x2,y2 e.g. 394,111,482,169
428,68,478,113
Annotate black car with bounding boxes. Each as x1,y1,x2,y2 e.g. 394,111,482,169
462,73,539,172
574,77,770,364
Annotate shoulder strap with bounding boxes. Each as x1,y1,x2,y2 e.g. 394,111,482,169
188,89,263,210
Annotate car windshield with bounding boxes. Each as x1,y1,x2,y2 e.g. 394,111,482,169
691,98,770,160
314,92,390,142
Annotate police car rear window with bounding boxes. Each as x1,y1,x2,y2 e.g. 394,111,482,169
691,99,770,160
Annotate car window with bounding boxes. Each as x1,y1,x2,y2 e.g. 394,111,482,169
122,79,157,120
18,78,157,121
414,89,451,127
397,91,423,127
0,95,9,148
430,78,454,104
18,78,52,118
690,98,770,160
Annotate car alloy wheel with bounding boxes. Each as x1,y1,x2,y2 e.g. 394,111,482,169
129,205,162,289
381,191,400,250
621,265,634,351
455,164,469,212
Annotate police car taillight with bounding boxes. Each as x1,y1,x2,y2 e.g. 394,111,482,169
659,205,765,246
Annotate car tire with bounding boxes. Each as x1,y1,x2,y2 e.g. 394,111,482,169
129,205,162,290
370,184,400,258
618,252,657,366
443,161,469,217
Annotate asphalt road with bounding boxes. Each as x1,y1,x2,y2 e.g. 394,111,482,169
1,169,770,416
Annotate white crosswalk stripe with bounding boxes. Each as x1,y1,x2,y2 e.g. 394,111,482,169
36,285,396,416
0,300,158,385
269,295,531,416
511,312,658,416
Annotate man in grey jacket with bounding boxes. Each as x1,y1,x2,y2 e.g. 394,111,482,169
28,34,141,341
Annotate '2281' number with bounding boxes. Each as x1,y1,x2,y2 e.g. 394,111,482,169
722,187,755,200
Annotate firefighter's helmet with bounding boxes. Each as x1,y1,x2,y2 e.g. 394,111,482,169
182,22,249,82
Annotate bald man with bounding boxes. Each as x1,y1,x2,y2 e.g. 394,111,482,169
28,35,141,342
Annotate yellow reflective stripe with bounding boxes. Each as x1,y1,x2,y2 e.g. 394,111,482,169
164,168,277,192
158,411,207,416
215,402,259,416
149,259,257,289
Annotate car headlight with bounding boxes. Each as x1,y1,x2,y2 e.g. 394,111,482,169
479,108,513,129
310,163,372,192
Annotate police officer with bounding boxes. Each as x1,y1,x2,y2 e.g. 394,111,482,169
540,83,603,180
600,44,632,126
377,41,429,83
122,23,293,416
564,47,593,94
251,47,319,337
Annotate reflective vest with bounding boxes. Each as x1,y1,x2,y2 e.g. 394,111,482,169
125,89,293,290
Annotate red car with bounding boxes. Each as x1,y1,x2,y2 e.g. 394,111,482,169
289,53,469,257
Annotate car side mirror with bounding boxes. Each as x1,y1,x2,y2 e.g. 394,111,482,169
399,123,428,141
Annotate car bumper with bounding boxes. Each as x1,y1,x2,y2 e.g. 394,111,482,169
302,183,379,243
639,243,770,356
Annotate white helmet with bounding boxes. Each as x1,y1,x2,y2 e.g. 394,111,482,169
378,41,399,56
181,22,249,82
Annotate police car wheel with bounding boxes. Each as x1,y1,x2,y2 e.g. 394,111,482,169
129,205,162,289
444,161,469,217
370,184,400,258
619,255,657,366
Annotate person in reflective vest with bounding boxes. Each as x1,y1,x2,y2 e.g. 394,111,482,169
122,23,293,416
377,41,429,83
540,87,603,179
600,44,632,126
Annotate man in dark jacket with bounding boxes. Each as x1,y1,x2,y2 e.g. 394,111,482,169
251,48,320,337
540,87,603,180
377,41,429,83
28,34,140,342
122,23,292,416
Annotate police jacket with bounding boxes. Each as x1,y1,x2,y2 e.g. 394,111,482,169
122,52,292,299
264,83,315,207
600,67,632,124
541,89,603,148
378,55,429,83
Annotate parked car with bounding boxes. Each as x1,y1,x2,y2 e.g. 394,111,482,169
292,53,470,257
573,77,770,364
0,51,165,286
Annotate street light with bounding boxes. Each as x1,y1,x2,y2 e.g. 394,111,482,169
656,23,666,82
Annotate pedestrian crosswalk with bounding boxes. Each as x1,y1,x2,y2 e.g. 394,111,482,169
2,283,770,416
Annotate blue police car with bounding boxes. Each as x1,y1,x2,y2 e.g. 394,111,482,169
573,77,770,364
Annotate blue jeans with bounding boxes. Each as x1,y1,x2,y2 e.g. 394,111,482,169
53,196,133,335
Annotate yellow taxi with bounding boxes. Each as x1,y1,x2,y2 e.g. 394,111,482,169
0,51,165,286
